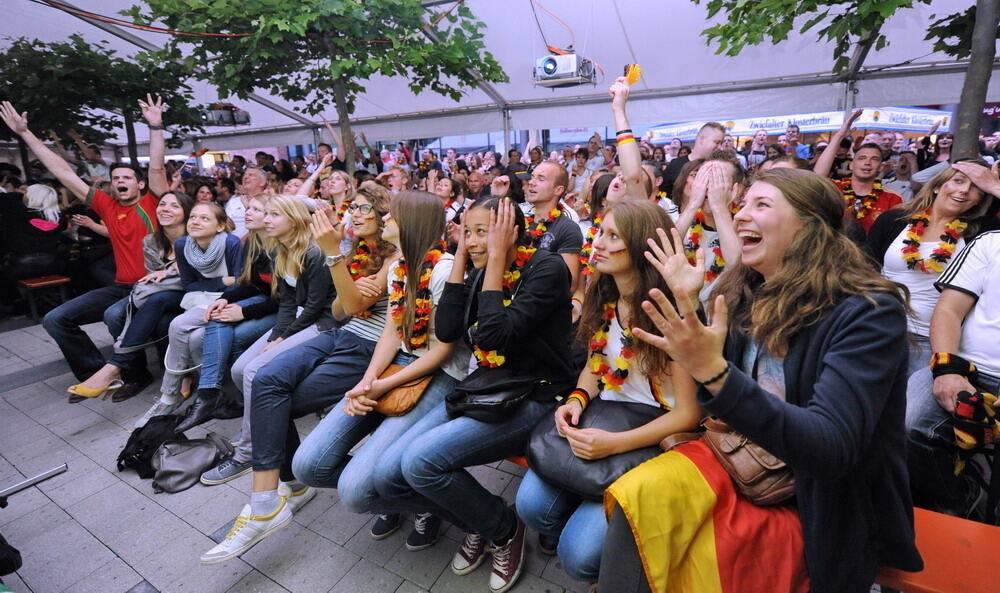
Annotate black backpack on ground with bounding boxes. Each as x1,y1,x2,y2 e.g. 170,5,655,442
116,415,187,478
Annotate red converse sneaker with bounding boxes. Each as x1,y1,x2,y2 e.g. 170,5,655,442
451,531,487,575
488,517,526,593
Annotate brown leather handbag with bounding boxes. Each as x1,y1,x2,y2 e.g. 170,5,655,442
374,364,433,417
701,417,795,505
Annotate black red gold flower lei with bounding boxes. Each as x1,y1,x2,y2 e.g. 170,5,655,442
389,244,446,350
901,209,967,274
348,239,374,319
525,207,563,242
587,301,633,391
580,212,602,277
684,209,725,283
472,245,537,367
839,179,885,220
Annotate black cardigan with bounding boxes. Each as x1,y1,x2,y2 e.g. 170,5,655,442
270,245,336,340
219,250,278,320
866,209,1000,270
436,249,575,399
699,292,922,593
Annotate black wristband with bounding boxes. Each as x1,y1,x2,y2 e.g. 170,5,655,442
616,128,633,136
695,363,730,387
148,124,166,131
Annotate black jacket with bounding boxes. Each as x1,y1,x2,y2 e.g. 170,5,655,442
436,249,575,399
219,250,279,320
270,245,336,340
865,208,1000,270
699,292,922,593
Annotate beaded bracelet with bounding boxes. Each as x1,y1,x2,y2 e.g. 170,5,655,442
695,363,730,387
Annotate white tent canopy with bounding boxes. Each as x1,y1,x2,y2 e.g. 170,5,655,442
2,0,996,154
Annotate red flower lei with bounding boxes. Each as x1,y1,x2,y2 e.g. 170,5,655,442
901,209,967,274
472,246,537,367
389,244,446,350
580,212,602,277
336,200,350,221
684,209,725,283
525,207,563,242
348,239,374,319
588,302,634,391
840,180,886,220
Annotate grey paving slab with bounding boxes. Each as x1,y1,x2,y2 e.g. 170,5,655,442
20,454,119,509
151,482,249,536
306,501,370,544
1,572,31,593
497,460,529,477
7,509,118,593
541,557,590,593
382,540,452,590
467,465,515,497
124,581,159,593
289,488,339,528
328,558,404,593
394,582,430,593
240,522,360,593
0,481,50,528
62,556,143,593
131,527,251,593
224,570,291,593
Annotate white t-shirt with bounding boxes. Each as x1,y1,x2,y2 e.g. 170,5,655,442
598,314,675,409
697,227,722,305
934,230,1000,377
387,253,471,381
882,229,965,337
225,196,249,238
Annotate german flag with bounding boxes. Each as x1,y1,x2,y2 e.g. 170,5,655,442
605,440,810,593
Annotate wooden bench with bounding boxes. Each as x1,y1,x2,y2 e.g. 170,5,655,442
17,275,71,321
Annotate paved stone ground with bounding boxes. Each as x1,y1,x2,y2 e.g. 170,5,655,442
0,321,589,593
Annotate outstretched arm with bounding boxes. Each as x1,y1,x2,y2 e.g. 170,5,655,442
322,117,346,164
138,94,169,197
609,77,646,201
0,102,89,201
814,109,862,178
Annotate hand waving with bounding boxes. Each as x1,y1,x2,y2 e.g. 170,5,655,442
633,290,729,383
138,94,167,127
0,102,29,135
645,227,704,302
310,209,345,255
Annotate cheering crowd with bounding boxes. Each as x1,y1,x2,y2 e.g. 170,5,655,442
2,72,999,593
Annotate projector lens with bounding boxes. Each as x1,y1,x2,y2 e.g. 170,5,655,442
542,57,557,75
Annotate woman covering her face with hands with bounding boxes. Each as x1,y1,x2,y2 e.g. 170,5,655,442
598,168,922,593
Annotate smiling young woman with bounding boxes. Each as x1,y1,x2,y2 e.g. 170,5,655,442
598,168,922,593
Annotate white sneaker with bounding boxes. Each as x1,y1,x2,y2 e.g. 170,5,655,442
278,482,317,514
134,399,181,430
200,502,293,564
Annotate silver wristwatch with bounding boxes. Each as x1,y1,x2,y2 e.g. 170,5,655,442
324,254,346,268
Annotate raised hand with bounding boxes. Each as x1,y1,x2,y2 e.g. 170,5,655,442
609,76,630,111
840,109,863,134
0,102,30,135
138,94,167,127
633,290,729,384
490,174,510,197
310,208,345,255
486,198,519,258
952,161,1000,197
705,162,732,213
645,227,705,302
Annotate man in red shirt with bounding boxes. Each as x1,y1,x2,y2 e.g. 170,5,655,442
0,101,164,401
814,110,902,234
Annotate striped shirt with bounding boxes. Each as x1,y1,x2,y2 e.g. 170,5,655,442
342,296,388,342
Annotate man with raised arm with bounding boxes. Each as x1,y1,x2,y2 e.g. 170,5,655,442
815,109,902,234
0,100,167,402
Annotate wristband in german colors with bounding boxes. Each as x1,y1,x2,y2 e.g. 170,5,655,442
566,388,591,409
930,352,978,380
616,135,635,146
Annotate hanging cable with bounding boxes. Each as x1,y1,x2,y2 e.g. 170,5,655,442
530,0,577,53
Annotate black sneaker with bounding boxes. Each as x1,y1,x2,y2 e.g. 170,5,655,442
370,513,401,540
538,533,558,556
405,513,441,551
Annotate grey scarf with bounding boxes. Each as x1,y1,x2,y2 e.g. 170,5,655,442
183,232,229,277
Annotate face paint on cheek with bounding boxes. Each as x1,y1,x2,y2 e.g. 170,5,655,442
609,248,629,257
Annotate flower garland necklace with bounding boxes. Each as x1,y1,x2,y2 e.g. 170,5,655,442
472,245,537,367
841,180,885,220
588,301,634,391
901,209,967,274
347,239,374,319
580,211,602,277
525,207,563,242
389,244,446,350
684,209,725,282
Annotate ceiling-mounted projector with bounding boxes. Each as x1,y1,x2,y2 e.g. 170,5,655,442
532,53,596,88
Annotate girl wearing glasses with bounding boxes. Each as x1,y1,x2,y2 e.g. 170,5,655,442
201,185,399,564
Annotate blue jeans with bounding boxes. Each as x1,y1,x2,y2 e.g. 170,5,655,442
199,296,276,393
906,366,1000,512
516,469,605,581
373,398,556,541
907,332,932,381
292,353,459,514
107,290,183,369
249,329,376,479
42,283,132,381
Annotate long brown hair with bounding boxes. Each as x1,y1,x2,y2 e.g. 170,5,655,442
713,169,907,354
353,184,395,275
577,200,676,376
899,158,995,238
390,191,446,347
